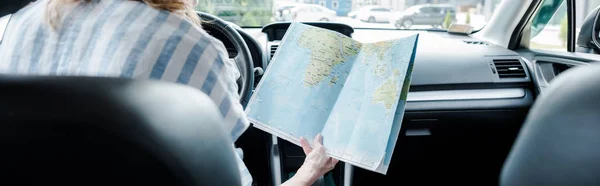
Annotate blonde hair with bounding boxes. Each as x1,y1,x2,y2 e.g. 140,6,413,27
46,0,201,30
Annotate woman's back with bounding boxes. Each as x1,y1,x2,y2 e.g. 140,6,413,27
0,0,248,154
1,0,225,81
0,1,252,184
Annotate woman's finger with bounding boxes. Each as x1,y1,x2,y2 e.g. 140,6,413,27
300,137,312,155
331,158,339,166
314,133,323,144
328,158,339,170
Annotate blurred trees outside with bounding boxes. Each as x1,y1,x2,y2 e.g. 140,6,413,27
559,15,567,46
196,0,273,27
465,12,471,25
197,0,215,14
443,12,452,28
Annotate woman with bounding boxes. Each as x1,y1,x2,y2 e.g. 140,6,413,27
0,0,338,185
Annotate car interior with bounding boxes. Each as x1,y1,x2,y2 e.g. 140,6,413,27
1,0,600,185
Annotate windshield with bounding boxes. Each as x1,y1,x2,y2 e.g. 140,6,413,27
196,0,504,30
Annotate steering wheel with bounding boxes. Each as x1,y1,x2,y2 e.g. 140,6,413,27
197,12,254,107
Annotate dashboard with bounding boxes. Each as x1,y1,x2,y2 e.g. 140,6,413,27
205,22,534,111
206,22,537,185
202,17,600,185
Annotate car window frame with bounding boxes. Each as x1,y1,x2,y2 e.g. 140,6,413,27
523,0,577,52
566,0,576,52
419,7,432,14
430,7,442,14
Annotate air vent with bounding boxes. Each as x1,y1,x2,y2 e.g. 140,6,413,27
463,40,490,45
493,59,526,78
269,44,279,60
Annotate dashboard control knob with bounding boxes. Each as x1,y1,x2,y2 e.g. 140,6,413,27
254,67,264,76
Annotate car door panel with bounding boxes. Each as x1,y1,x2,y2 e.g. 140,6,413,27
420,7,433,24
518,49,600,94
373,9,383,22
372,8,382,22
417,7,433,24
379,8,392,22
433,8,446,24
411,8,425,24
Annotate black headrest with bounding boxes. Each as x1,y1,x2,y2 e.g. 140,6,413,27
501,63,600,185
576,6,600,50
0,0,30,17
0,76,241,186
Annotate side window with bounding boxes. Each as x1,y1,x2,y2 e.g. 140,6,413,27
529,0,568,51
420,7,432,14
529,0,600,54
430,7,442,13
313,7,323,12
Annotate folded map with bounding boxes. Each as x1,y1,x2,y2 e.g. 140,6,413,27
245,22,418,174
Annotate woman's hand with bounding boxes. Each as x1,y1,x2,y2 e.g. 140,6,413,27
299,134,339,177
281,134,339,186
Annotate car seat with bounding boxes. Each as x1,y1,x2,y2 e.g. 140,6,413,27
501,63,600,185
0,76,241,186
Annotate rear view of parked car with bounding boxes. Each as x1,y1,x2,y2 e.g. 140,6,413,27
289,4,336,22
391,4,456,29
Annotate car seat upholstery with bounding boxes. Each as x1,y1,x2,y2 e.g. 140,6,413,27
0,76,240,186
0,0,30,17
576,6,600,53
501,63,600,186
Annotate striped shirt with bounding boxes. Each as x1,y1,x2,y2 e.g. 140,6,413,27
0,0,252,185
